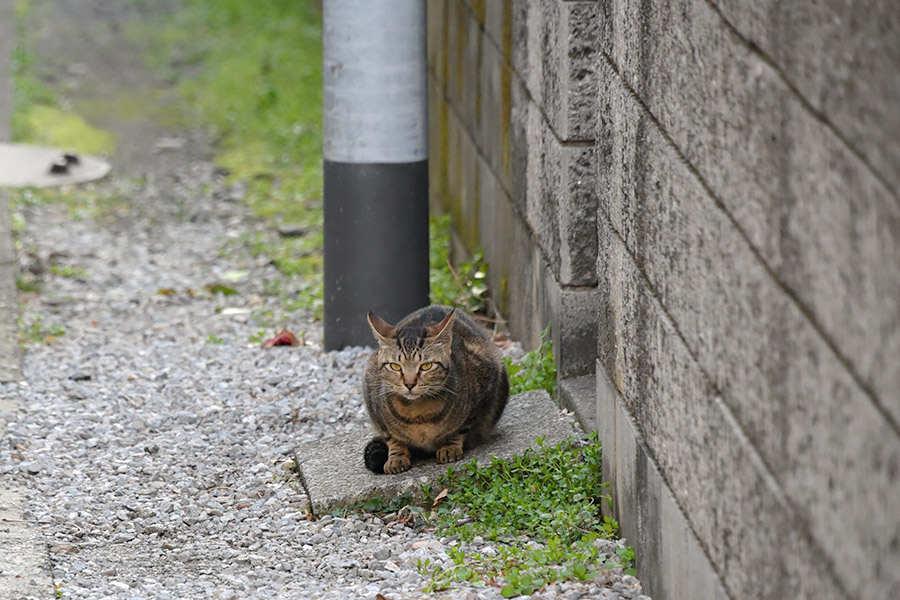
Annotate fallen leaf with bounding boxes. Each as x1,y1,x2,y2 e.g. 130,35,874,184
222,270,249,283
262,329,299,347
235,503,251,510
157,288,176,296
50,544,76,553
431,487,449,509
205,284,239,296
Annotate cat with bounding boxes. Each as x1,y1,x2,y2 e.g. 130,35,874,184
362,305,509,474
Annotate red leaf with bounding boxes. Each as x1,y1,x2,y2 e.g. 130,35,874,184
262,329,299,347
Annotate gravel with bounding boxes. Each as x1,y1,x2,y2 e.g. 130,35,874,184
1,162,649,599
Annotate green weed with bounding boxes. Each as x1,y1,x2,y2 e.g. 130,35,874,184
506,326,557,397
419,434,635,595
19,314,65,345
49,264,88,280
430,214,491,314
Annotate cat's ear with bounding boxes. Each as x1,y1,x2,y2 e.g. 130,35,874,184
367,312,396,345
426,308,455,341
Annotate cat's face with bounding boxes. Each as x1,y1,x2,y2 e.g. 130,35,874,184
368,310,454,400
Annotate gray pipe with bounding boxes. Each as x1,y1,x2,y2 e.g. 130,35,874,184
322,0,429,350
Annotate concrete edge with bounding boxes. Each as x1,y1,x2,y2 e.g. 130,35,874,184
595,359,731,600
295,389,583,515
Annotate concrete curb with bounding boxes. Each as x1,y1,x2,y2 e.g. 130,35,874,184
0,2,54,598
294,389,582,514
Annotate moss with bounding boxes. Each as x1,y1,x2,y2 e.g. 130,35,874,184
22,105,116,155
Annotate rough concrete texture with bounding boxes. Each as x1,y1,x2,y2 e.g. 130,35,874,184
610,0,900,417
0,481,54,600
430,1,900,598
511,0,601,142
598,218,849,600
524,101,598,286
596,364,730,600
712,0,900,195
601,64,900,598
0,4,21,385
559,375,596,434
0,143,111,187
294,390,581,514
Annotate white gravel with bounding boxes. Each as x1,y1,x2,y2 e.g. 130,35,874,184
1,163,649,599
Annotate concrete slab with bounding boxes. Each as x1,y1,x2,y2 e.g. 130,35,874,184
0,144,111,188
559,374,596,433
295,389,582,514
0,479,54,600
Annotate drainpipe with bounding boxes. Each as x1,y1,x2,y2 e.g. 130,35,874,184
322,0,429,350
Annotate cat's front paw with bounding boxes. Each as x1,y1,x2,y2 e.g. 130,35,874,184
436,444,464,464
384,455,411,474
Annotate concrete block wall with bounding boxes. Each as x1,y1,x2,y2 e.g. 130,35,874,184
428,1,900,599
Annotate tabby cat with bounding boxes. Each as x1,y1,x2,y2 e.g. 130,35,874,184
363,305,509,474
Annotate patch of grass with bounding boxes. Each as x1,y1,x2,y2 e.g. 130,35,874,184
430,214,490,314
10,10,115,153
49,264,88,280
420,434,635,595
141,1,325,316
506,326,557,397
16,276,41,293
19,314,65,346
7,185,132,224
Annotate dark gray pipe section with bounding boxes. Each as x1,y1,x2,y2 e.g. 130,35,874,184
323,161,429,349
322,0,429,350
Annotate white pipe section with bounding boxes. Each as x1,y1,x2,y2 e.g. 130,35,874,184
322,0,428,164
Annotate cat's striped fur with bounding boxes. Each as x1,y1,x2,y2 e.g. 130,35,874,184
363,305,509,474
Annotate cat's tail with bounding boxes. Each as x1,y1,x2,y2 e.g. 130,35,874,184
363,437,388,474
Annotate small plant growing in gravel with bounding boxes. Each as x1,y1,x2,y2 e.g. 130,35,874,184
505,326,557,397
420,433,636,596
19,314,65,346
49,264,88,280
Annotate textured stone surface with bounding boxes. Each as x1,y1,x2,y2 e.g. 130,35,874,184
295,390,581,513
511,0,601,142
712,0,900,194
601,65,900,599
598,217,848,600
597,366,730,600
559,375,596,433
609,0,900,416
0,481,54,600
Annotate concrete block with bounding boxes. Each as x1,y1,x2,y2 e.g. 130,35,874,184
483,0,512,61
444,0,481,142
525,104,598,287
476,27,514,197
426,0,448,81
538,263,599,378
598,216,848,600
295,390,581,513
599,379,730,600
608,0,900,412
600,73,900,597
512,1,601,142
0,478,54,599
0,262,19,384
712,0,900,194
559,374,597,432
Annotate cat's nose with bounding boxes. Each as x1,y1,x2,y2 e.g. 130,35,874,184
404,381,416,391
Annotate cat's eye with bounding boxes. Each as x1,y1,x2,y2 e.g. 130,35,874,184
419,362,434,371
388,363,402,371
